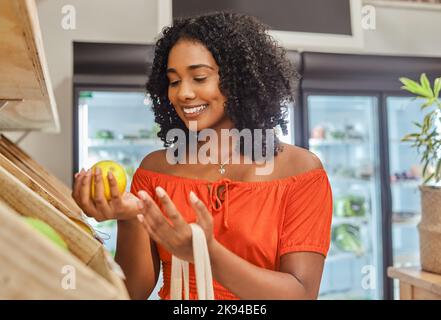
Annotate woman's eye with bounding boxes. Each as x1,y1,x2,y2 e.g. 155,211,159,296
169,80,180,87
194,77,207,82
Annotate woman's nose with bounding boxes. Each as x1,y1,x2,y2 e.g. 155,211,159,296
177,81,196,101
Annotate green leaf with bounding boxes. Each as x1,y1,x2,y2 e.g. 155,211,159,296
401,133,419,142
422,114,431,132
436,159,441,179
412,121,422,128
399,77,430,98
421,98,435,110
421,111,435,133
434,77,441,99
400,77,419,90
422,161,429,177
427,129,437,139
420,73,433,98
423,172,435,185
400,78,425,95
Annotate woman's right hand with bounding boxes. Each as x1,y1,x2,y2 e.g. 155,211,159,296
72,168,142,222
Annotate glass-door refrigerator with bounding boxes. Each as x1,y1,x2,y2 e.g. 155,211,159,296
386,96,425,298
75,89,163,299
305,94,384,300
299,50,441,300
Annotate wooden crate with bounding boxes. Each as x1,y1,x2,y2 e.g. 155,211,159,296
0,134,94,234
0,164,129,299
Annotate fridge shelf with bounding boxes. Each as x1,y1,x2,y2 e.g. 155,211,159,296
392,214,420,226
393,254,420,268
332,216,370,226
390,180,420,188
88,138,163,148
389,139,414,144
326,251,369,262
330,176,373,185
319,290,372,300
309,138,365,147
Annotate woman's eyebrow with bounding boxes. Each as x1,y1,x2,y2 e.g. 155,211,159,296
166,64,214,74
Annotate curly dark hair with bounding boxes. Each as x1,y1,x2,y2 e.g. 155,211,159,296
146,11,298,160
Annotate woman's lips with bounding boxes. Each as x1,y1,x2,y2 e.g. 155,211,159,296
183,105,208,118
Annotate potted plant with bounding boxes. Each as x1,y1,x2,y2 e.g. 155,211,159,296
400,73,441,274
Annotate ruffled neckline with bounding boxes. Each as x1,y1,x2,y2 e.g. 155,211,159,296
136,167,326,187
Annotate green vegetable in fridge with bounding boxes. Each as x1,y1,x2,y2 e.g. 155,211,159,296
332,224,364,256
335,195,366,217
95,129,114,140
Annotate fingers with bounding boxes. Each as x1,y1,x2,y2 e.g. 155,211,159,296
136,188,211,262
189,191,212,228
92,167,111,219
107,171,122,201
78,168,105,221
137,214,162,244
79,169,93,205
138,190,172,230
137,190,173,246
154,186,187,229
72,168,85,201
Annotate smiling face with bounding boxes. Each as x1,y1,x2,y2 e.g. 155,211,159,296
167,39,233,132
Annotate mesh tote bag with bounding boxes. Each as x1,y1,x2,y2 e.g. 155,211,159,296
170,223,214,300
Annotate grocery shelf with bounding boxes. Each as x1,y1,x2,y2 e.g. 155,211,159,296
88,138,163,148
309,138,366,147
392,215,420,226
388,139,414,144
393,254,420,268
330,176,373,185
319,289,373,300
326,252,359,262
332,215,370,226
390,180,420,188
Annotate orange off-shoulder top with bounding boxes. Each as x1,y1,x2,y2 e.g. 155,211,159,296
130,167,333,300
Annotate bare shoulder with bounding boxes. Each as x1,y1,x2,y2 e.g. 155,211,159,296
139,148,168,173
277,143,323,176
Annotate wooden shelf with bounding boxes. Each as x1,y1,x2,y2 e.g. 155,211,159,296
0,0,59,132
388,266,441,300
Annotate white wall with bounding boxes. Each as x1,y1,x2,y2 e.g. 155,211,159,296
273,0,441,56
3,0,158,187
3,0,441,188
362,0,441,57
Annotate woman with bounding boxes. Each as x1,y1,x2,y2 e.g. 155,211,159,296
72,12,333,300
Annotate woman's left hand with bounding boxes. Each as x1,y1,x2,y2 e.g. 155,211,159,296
136,187,214,263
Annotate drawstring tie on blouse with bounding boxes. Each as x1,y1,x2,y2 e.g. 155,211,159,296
208,178,232,229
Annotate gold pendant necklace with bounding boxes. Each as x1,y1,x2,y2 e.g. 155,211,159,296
218,155,232,175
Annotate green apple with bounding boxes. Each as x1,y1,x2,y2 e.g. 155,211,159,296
23,217,69,252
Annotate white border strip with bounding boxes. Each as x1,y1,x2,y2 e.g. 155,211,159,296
364,0,441,11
